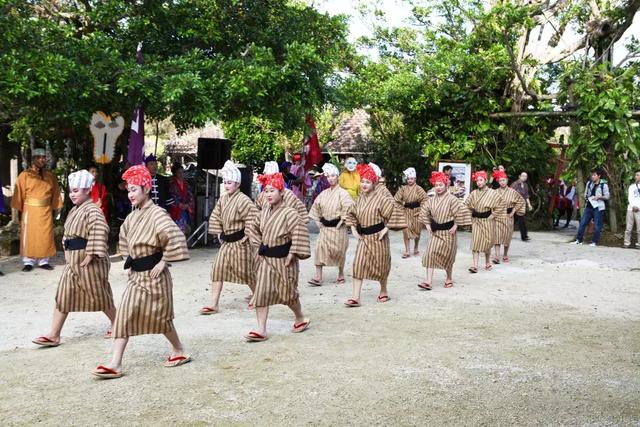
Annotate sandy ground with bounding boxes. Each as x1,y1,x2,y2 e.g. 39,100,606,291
0,224,639,426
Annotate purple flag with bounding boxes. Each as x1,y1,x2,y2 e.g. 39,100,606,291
127,43,144,166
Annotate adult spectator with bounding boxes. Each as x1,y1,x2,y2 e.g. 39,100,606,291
574,167,609,246
144,154,172,209
339,157,360,200
510,172,532,241
442,165,456,187
624,169,640,248
168,162,194,234
88,165,108,221
11,148,63,271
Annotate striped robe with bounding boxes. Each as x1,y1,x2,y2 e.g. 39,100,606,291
395,184,428,239
464,187,507,254
113,199,189,338
378,184,407,231
346,186,395,281
494,186,526,246
420,192,472,270
256,188,309,224
56,199,114,313
209,190,258,286
248,205,311,307
309,185,353,267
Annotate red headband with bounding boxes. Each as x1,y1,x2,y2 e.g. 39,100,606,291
258,173,285,191
492,170,508,181
292,153,302,161
472,171,488,183
429,171,449,186
122,164,152,188
356,163,378,183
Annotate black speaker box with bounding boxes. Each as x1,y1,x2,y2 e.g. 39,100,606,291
197,138,231,169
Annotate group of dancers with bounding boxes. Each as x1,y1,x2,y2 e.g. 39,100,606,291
30,159,526,379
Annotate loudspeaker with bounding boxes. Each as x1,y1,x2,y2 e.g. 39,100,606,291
238,166,253,198
197,138,231,169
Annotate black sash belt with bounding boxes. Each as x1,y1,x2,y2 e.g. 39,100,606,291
404,201,421,209
472,210,492,219
124,252,163,272
258,241,292,258
220,229,245,243
357,222,385,235
506,207,514,214
320,217,340,227
431,220,455,231
64,238,88,251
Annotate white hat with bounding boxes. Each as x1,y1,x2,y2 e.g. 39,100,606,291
221,160,241,183
403,167,416,178
322,163,340,176
32,148,46,157
68,169,95,189
369,162,382,178
263,161,279,175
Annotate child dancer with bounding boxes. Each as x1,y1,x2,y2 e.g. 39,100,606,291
492,170,525,263
395,167,428,258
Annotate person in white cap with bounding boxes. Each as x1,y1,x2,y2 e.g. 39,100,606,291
368,162,408,232
255,160,309,224
394,167,428,258
200,161,259,315
11,148,63,272
32,170,115,347
308,162,353,286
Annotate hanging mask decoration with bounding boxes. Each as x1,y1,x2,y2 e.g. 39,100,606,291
345,157,357,172
90,111,124,164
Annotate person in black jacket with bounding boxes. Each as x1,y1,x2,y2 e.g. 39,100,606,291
144,154,173,209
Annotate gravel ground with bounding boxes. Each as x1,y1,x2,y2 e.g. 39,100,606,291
0,226,639,426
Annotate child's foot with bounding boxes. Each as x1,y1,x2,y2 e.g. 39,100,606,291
164,352,192,367
292,318,311,333
199,306,218,315
245,331,268,342
336,276,345,284
92,363,123,379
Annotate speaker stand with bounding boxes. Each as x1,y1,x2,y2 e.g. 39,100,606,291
187,169,217,247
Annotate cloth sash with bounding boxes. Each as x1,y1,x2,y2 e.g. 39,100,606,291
220,229,245,243
63,238,88,251
431,220,455,231
357,222,385,235
258,241,292,258
124,252,163,272
472,210,491,219
320,217,340,227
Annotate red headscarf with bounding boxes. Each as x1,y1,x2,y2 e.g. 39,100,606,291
429,171,449,186
258,173,285,191
492,170,508,181
356,163,378,183
471,171,488,183
122,164,152,189
292,153,302,162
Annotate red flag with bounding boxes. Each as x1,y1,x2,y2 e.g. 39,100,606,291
303,115,322,171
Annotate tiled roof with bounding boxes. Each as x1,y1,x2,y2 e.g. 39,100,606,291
165,124,225,155
322,109,371,154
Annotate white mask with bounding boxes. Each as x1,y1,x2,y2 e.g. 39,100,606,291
345,157,357,172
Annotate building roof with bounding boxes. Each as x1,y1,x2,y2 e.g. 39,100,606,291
165,124,225,157
322,109,371,155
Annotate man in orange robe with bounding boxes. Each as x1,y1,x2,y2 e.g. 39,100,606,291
11,148,62,272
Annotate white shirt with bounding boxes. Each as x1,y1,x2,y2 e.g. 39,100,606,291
628,183,640,211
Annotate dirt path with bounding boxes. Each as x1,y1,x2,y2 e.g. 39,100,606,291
1,228,639,425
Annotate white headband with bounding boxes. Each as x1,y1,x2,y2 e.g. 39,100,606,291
221,160,241,183
369,162,382,178
403,167,416,178
322,163,340,176
263,161,279,175
68,169,95,189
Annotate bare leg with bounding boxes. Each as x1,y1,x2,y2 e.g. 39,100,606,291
163,329,187,357
313,265,323,282
503,245,510,258
337,264,345,282
445,267,453,282
413,238,420,253
472,252,480,269
403,237,410,255
102,337,129,372
287,298,306,324
493,244,501,261
351,278,363,301
104,307,116,324
379,279,388,298
484,251,491,268
45,307,69,342
207,281,223,311
425,267,435,284
255,306,269,336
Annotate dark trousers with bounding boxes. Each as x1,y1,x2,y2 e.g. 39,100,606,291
576,205,603,244
514,214,528,240
554,207,573,227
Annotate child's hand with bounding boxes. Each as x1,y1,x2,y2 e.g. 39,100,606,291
150,260,166,278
